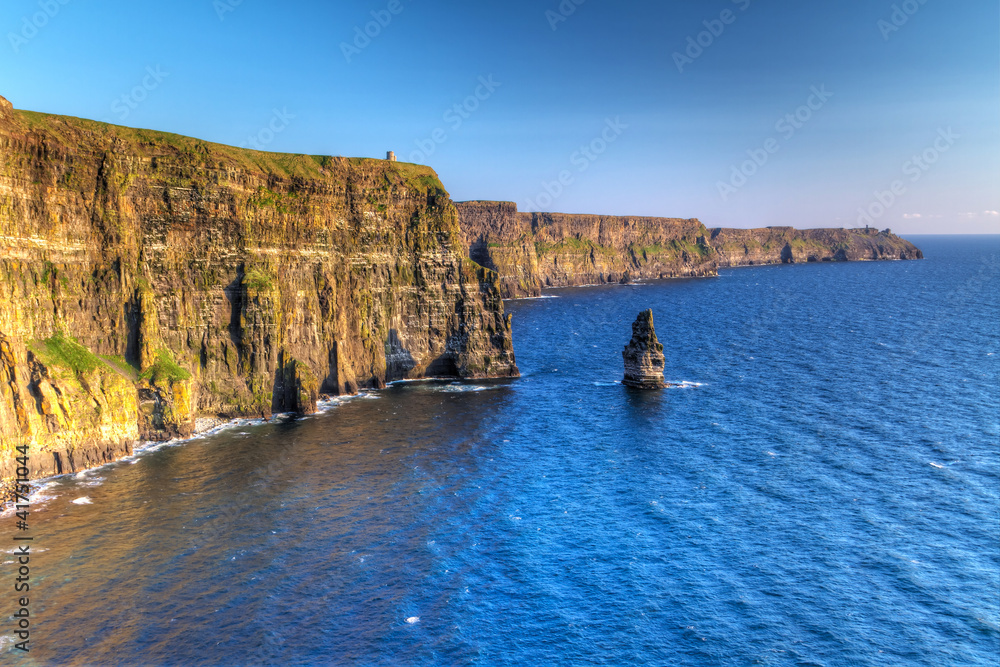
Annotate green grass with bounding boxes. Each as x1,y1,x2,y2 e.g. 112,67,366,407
243,268,275,292
29,332,141,382
100,355,139,381
141,349,192,384
535,237,615,256
29,331,103,374
629,239,709,261
14,109,446,193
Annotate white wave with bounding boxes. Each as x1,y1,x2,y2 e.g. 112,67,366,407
387,377,440,386
929,462,945,469
71,497,92,505
316,397,347,412
506,294,559,300
23,481,60,508
134,442,167,455
5,371,494,510
437,384,492,393
405,616,420,624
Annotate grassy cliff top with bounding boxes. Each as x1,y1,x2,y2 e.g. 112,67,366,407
6,104,445,194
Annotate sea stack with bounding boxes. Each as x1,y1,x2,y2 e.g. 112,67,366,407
622,310,667,389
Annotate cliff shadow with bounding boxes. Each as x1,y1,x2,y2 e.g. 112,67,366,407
423,352,458,378
224,270,245,358
468,239,497,272
622,386,668,421
125,299,140,366
385,329,418,381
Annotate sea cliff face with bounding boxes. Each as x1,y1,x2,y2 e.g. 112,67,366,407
0,96,517,486
710,226,924,267
457,201,923,298
458,201,718,298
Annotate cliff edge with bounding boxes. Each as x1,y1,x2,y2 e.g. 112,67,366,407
456,201,923,297
0,96,517,486
710,226,923,266
458,201,717,297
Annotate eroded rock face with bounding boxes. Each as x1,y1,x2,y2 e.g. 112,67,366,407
456,202,717,298
456,202,924,298
0,332,138,488
622,310,666,390
0,97,518,485
710,227,923,266
458,201,542,298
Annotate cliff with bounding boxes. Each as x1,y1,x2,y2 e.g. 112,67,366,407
458,201,717,298
710,226,924,266
0,95,517,488
456,201,923,298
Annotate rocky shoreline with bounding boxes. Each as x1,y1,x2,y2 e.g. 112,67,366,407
0,381,483,508
0,94,517,488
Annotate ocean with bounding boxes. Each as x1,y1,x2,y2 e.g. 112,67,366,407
4,235,998,666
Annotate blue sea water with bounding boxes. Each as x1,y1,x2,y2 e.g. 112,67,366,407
3,235,998,666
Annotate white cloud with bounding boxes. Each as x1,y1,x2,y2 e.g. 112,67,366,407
956,211,1000,219
902,213,922,219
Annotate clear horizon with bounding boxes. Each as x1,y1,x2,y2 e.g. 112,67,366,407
1,0,997,234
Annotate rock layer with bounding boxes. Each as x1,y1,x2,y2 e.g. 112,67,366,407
622,310,666,390
457,201,717,298
0,97,517,487
456,201,924,298
710,226,923,266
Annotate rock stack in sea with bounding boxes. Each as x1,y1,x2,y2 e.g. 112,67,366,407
622,310,666,389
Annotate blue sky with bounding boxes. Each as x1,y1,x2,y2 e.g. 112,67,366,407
1,0,997,233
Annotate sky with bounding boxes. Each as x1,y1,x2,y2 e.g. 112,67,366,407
1,0,997,234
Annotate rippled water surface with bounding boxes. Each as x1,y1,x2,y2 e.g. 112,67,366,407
4,236,999,666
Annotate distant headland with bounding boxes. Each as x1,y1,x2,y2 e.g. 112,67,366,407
455,201,923,298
